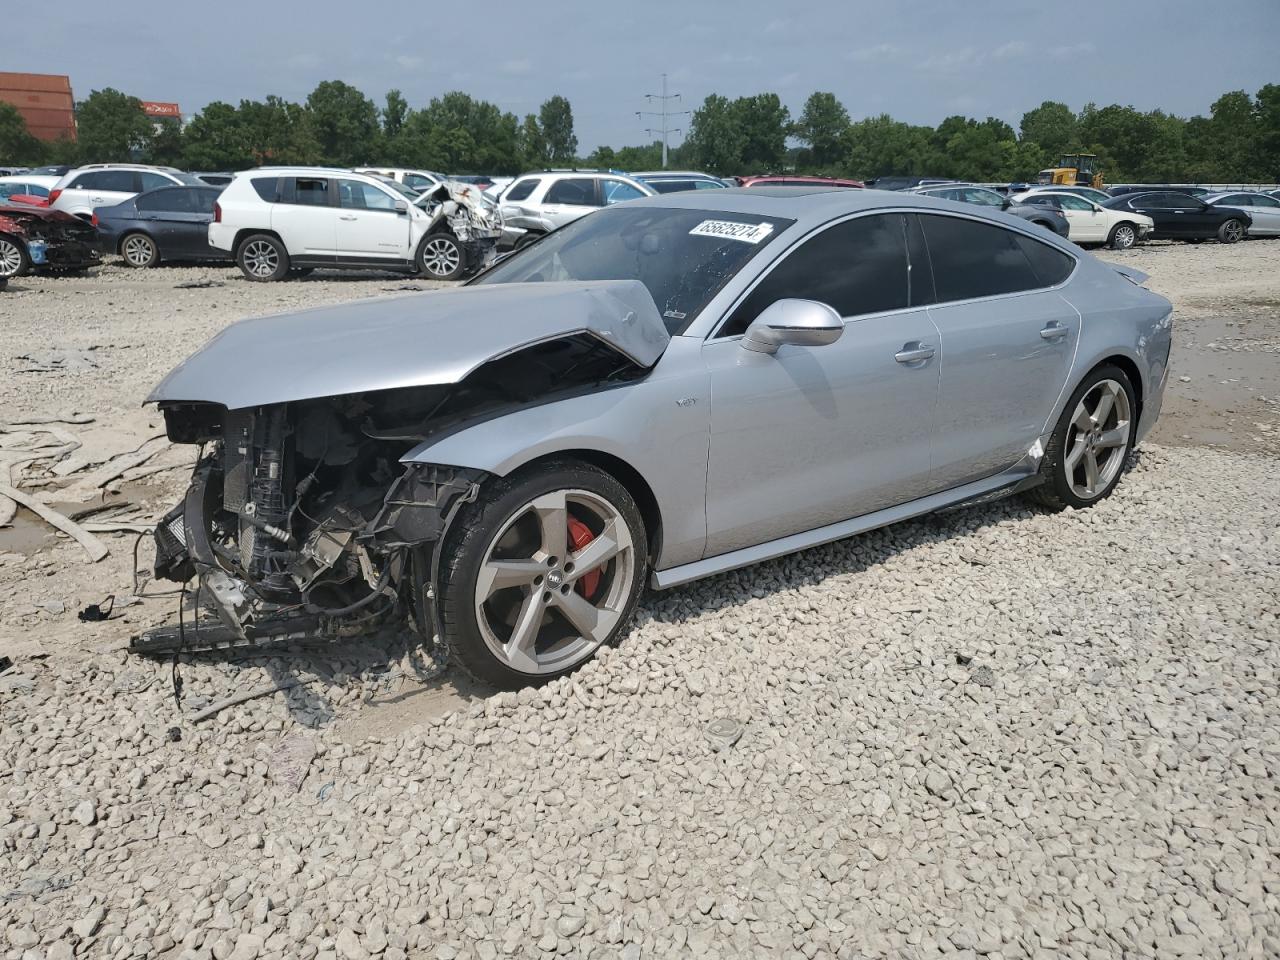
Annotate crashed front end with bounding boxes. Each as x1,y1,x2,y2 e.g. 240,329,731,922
417,181,504,274
133,281,668,654
0,205,101,273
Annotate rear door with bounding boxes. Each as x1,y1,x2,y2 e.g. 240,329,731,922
134,187,196,257
919,213,1081,487
1241,194,1280,234
335,178,412,260
271,177,338,257
539,177,599,228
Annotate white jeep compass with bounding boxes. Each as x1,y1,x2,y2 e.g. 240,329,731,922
209,167,502,281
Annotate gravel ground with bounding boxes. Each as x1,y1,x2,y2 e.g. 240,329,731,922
2,243,1280,959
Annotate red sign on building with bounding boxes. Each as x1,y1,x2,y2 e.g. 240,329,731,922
142,101,182,119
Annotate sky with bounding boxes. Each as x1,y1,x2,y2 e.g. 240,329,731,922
16,0,1279,152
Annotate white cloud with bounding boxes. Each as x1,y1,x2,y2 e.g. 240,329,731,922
847,43,901,63
1049,41,1096,60
920,47,983,72
500,59,533,75
394,55,424,70
993,40,1029,60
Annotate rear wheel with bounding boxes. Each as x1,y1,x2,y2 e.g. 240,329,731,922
0,235,30,278
1217,219,1244,244
1028,365,1136,511
1108,222,1137,250
236,234,289,281
439,460,648,689
417,232,465,280
121,232,159,268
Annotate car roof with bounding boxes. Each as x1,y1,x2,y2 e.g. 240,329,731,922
631,171,719,178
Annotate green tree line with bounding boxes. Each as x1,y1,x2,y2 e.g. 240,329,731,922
2,80,1276,184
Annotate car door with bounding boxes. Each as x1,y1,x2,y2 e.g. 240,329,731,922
701,213,940,556
270,177,338,258
335,178,412,261
539,177,599,228
1241,194,1280,235
1056,194,1107,241
1169,195,1218,236
918,212,1081,488
185,189,221,258
1125,193,1175,237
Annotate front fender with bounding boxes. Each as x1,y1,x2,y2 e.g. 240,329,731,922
401,338,711,569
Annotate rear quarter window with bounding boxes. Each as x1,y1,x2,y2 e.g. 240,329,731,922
504,178,539,202
250,178,280,202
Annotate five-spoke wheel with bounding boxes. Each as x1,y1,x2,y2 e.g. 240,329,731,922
236,234,289,281
440,461,647,688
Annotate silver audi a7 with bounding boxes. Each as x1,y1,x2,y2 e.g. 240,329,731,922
141,187,1173,688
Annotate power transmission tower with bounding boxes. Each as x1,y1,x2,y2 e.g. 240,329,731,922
636,73,690,169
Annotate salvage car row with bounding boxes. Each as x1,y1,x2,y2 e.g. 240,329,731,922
1,162,1276,288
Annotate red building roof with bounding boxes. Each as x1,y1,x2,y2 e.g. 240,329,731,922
0,72,77,142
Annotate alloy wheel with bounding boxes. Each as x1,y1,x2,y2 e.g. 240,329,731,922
242,240,278,278
422,237,461,277
474,488,634,675
1222,220,1243,243
0,239,22,277
1114,225,1135,249
122,235,155,267
1063,379,1131,500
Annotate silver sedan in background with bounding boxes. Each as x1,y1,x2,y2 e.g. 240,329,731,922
141,187,1173,689
1203,191,1280,236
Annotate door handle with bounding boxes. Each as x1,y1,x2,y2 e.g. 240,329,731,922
1040,323,1069,340
338,214,358,221
894,343,935,363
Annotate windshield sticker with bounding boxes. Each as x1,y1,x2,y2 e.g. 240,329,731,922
689,220,775,244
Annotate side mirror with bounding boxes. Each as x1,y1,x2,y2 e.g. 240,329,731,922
1001,199,1012,210
742,299,843,354
394,200,409,214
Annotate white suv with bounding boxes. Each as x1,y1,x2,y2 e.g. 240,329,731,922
496,170,655,249
209,168,502,281
48,164,203,219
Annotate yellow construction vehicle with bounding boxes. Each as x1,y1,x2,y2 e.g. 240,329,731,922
1035,154,1105,189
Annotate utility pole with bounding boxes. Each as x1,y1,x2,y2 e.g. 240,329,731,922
636,73,690,169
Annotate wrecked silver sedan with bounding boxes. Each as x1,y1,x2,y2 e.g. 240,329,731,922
141,189,1171,689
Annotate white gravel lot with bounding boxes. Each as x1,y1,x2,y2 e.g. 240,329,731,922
2,243,1279,960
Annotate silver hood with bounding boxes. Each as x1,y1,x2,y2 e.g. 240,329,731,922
147,280,670,410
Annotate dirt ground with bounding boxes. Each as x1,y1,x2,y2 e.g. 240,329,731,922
1,238,1278,723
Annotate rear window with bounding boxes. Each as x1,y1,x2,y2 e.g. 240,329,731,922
136,188,194,213
290,178,331,207
920,214,1066,302
250,178,279,202
504,178,539,202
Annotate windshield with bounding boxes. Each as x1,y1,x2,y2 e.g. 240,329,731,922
473,206,794,335
173,172,205,186
374,177,419,199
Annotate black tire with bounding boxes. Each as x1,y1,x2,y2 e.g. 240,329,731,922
236,233,289,282
1027,364,1137,512
416,232,466,280
438,459,648,690
0,234,31,278
120,231,159,268
1217,219,1245,244
1107,222,1138,250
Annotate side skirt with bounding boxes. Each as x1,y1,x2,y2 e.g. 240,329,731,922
650,462,1043,590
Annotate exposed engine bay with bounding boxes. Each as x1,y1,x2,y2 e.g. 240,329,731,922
136,333,649,654
417,181,503,245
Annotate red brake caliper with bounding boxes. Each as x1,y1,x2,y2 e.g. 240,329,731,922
567,515,602,599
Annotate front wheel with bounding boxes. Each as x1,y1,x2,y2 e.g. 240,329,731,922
236,234,289,281
1217,219,1244,244
439,460,648,689
121,232,159,268
417,233,465,280
0,235,30,278
1108,222,1137,250
1027,365,1136,511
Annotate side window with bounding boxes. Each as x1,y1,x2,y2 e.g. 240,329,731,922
1222,194,1251,207
25,184,49,197
962,188,1004,207
601,180,645,205
291,177,331,207
404,173,434,190
139,171,173,192
1024,195,1058,208
1253,195,1280,208
1057,195,1093,211
722,214,910,337
919,214,1045,302
504,178,539,202
338,179,398,211
77,170,136,192
694,180,723,189
136,188,192,213
1013,235,1074,287
545,178,597,206
250,178,279,202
